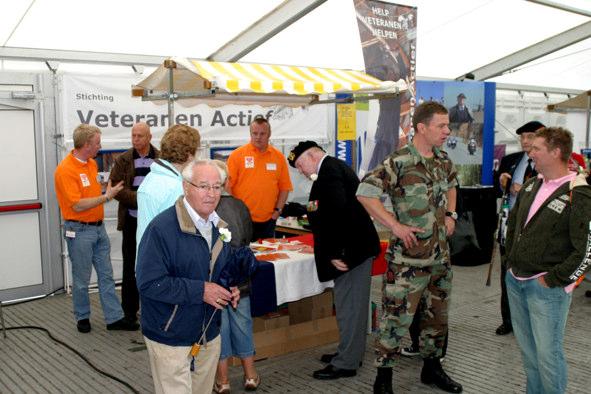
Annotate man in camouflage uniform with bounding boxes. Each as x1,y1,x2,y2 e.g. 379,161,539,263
357,101,462,394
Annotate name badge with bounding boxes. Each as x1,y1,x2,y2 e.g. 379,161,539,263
266,162,277,171
548,199,566,214
80,173,90,187
244,156,254,168
65,230,76,238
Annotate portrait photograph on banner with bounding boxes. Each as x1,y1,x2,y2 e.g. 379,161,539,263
417,80,492,187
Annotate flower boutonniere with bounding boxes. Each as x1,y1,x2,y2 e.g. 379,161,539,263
310,173,318,181
219,228,232,243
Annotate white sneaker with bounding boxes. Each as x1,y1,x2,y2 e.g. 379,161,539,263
401,344,420,357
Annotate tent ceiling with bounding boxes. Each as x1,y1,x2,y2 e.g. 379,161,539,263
0,0,589,91
0,0,284,57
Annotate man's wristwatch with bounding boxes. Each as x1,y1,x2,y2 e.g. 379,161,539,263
274,207,281,212
445,211,458,220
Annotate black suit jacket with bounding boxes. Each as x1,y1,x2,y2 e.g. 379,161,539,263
307,156,380,282
493,151,537,198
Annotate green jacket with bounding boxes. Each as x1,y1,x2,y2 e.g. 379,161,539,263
504,175,591,288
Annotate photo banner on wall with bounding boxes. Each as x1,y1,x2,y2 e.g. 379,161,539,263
60,73,328,151
416,80,495,186
353,0,417,176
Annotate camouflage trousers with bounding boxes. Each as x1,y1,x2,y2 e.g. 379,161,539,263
375,261,453,367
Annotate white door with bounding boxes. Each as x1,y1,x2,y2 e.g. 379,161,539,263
0,74,62,302
0,109,44,291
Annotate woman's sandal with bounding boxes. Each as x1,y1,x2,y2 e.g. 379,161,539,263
213,380,231,394
244,374,261,391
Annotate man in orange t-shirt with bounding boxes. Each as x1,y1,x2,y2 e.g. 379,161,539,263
54,124,138,334
227,116,293,241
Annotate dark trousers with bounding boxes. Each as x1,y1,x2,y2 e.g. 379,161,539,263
409,300,449,358
121,214,139,320
500,246,511,327
332,257,373,370
251,219,276,242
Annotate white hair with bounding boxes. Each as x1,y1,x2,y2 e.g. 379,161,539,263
181,159,227,184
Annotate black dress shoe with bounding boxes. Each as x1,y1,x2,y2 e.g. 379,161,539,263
107,317,139,331
495,323,513,335
421,363,462,393
312,365,356,380
77,319,91,333
124,314,138,324
320,353,363,367
320,353,337,363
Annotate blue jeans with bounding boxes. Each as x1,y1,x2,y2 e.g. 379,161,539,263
506,273,572,394
65,221,124,324
219,296,255,360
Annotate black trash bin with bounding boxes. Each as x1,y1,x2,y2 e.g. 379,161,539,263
449,186,497,266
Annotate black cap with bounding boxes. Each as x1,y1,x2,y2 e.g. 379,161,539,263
457,93,466,99
516,121,545,135
287,140,323,168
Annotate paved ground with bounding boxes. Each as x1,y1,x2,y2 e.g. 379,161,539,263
1,256,590,393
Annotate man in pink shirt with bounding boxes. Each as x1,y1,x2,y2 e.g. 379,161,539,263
503,127,591,394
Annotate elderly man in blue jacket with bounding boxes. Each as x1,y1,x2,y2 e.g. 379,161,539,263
136,159,258,394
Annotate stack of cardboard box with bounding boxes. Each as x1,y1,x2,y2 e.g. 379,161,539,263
229,290,338,364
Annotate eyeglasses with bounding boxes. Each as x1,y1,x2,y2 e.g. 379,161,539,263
185,180,223,193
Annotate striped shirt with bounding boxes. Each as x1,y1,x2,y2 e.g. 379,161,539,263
128,148,156,217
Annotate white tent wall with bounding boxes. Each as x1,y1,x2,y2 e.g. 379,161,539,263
495,88,587,155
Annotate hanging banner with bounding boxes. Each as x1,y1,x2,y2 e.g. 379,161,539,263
337,103,357,141
353,0,417,176
60,73,328,151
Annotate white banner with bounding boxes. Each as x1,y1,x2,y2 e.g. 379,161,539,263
60,73,329,151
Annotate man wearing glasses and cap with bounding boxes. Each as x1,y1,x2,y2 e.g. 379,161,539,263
493,120,545,336
288,141,380,381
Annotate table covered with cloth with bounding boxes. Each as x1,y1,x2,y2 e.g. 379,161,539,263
249,234,388,316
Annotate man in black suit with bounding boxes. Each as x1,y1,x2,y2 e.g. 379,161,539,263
288,141,381,381
493,120,544,336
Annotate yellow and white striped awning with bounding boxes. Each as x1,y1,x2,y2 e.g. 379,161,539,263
133,57,406,106
184,58,396,95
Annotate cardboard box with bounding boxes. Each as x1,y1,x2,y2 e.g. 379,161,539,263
253,315,339,360
288,289,334,325
252,313,290,333
229,314,338,365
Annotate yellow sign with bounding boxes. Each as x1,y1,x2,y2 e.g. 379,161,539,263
337,103,356,141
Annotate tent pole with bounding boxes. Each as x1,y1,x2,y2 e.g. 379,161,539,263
168,66,175,127
586,94,590,148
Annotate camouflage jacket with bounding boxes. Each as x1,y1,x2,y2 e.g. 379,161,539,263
357,143,457,267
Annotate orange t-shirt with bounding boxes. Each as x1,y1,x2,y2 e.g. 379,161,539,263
54,152,103,221
227,143,293,222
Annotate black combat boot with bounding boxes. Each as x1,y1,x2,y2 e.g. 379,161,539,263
373,367,393,394
420,358,462,393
